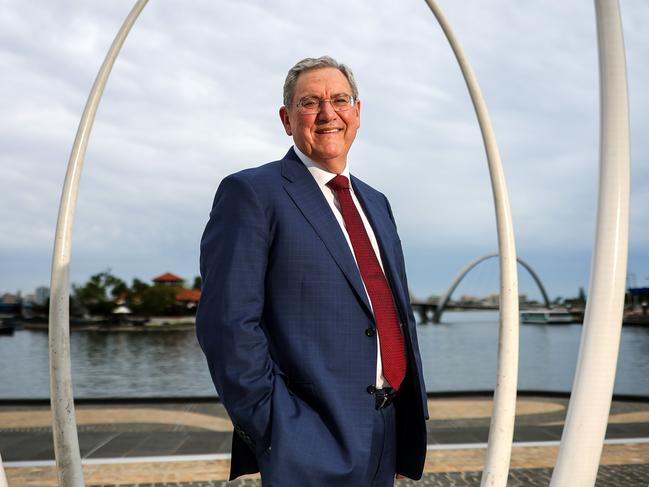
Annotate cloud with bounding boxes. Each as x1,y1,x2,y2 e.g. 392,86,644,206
1,0,647,299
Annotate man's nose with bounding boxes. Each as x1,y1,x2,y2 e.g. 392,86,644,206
316,99,337,121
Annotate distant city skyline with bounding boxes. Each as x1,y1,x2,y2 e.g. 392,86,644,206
1,1,647,301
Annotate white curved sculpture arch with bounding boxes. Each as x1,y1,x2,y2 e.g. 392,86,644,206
0,453,7,487
422,3,520,484
48,1,149,484
550,1,630,484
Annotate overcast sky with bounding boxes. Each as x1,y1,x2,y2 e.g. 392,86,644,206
1,0,647,301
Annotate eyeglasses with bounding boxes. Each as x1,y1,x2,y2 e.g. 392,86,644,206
294,94,356,114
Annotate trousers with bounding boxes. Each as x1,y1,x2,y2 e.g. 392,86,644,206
257,400,397,486
369,401,397,487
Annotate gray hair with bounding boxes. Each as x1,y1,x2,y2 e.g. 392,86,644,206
283,56,359,107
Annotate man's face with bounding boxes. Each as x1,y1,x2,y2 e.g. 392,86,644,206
280,67,361,172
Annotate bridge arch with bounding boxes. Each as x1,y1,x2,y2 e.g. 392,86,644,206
432,253,550,323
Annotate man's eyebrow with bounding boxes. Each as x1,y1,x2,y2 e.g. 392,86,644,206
299,91,351,99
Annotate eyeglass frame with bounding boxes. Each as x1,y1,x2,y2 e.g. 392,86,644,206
293,93,357,115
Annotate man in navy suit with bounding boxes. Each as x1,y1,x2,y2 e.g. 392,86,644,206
196,56,428,486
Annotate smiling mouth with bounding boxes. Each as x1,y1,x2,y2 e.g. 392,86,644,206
316,128,342,134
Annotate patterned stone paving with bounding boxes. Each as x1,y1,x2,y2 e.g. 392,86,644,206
3,396,649,485
82,463,649,486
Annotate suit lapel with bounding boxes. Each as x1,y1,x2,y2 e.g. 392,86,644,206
281,151,373,316
351,176,411,324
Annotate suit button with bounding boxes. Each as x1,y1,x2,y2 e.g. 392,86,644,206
365,328,375,337
367,385,376,395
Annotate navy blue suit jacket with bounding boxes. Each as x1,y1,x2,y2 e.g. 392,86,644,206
196,148,428,485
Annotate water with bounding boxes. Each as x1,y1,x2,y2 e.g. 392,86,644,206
421,312,649,394
1,311,648,399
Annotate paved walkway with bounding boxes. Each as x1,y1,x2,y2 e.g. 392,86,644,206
81,464,649,486
2,395,649,486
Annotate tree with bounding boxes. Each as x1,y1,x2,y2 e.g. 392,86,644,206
73,270,126,317
192,276,202,290
131,285,177,316
130,278,150,295
578,287,586,303
111,281,129,300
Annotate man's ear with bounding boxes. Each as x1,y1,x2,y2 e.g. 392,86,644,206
279,106,292,136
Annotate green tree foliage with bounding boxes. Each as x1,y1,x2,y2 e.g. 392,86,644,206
563,287,587,310
192,276,202,290
131,285,177,316
73,270,126,317
72,271,194,317
578,286,587,303
130,278,149,295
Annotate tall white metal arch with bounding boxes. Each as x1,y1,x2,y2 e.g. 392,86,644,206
48,1,149,484
0,453,7,487
550,0,630,485
422,2,519,485
433,253,551,324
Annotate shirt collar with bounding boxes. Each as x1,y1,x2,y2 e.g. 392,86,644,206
293,145,350,188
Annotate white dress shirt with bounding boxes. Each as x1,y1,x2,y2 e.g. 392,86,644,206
293,145,391,388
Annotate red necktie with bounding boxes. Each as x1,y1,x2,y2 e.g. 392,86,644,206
327,175,407,390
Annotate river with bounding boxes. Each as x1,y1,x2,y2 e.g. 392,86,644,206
1,311,648,398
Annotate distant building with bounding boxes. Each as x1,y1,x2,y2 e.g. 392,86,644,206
151,272,200,310
152,272,185,287
0,293,19,305
629,287,649,297
482,293,500,307
0,293,21,314
458,294,480,305
175,288,201,310
35,286,49,306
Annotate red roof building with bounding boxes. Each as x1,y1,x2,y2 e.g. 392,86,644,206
152,272,184,285
150,272,200,310
175,288,201,303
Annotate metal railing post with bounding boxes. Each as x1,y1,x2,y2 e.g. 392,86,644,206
550,1,630,484
48,1,149,485
421,2,520,485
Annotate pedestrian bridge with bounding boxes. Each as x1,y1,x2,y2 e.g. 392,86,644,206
412,253,551,323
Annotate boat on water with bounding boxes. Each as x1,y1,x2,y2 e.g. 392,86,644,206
0,319,16,335
521,308,576,324
623,313,649,326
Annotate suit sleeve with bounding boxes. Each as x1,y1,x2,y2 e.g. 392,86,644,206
196,173,274,455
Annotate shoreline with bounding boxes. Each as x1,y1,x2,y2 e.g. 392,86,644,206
14,318,196,332
6,307,649,333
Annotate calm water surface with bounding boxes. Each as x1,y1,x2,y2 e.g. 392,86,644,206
1,311,648,398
